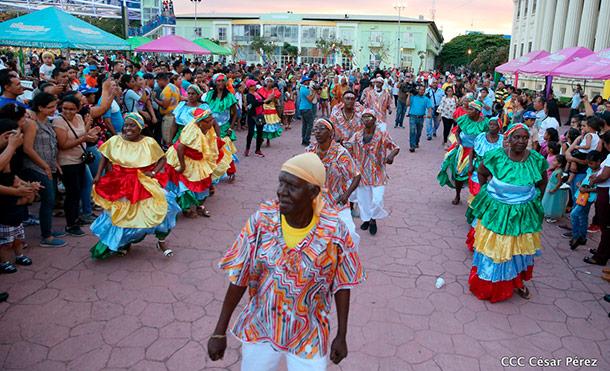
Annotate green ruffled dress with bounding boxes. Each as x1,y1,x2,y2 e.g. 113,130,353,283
204,92,238,141
437,115,488,189
466,147,548,303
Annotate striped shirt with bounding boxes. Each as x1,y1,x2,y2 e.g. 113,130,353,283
219,200,365,359
23,118,58,174
344,127,399,186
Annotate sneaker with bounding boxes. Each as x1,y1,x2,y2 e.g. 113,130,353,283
360,221,370,230
23,215,40,226
587,225,600,233
427,136,432,141
409,148,415,153
255,151,265,158
545,218,557,224
65,226,86,237
0,262,17,274
15,255,32,266
77,214,97,226
561,232,573,239
432,133,437,137
0,292,8,302
40,237,67,248
52,231,67,238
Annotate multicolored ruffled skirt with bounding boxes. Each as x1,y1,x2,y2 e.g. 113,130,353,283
466,178,543,303
437,143,472,189
255,108,283,140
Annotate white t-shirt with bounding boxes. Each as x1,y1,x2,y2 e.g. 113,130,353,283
597,154,610,188
538,116,559,144
577,132,600,154
39,64,55,80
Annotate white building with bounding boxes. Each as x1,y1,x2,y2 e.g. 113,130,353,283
510,0,610,59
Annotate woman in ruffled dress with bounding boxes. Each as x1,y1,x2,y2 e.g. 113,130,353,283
467,123,547,302
257,77,283,146
90,113,180,259
160,109,217,218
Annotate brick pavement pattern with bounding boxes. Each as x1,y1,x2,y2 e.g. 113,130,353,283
1,119,609,371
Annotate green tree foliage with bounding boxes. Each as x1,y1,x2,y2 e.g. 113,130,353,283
438,33,510,71
470,45,510,73
251,36,276,58
282,42,299,57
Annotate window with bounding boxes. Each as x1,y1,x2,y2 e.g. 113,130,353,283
217,27,227,41
319,27,336,40
528,41,532,53
532,0,537,14
369,31,384,44
264,25,298,43
232,25,261,42
301,26,318,43
513,45,517,59
524,0,529,16
520,43,524,56
194,27,202,37
517,0,521,17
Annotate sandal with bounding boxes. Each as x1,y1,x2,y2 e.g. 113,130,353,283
15,255,32,266
0,261,17,274
196,206,211,217
156,241,174,257
517,287,531,300
451,198,460,205
183,209,198,219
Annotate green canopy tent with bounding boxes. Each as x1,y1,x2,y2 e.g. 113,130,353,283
0,7,129,50
193,38,231,56
127,36,152,50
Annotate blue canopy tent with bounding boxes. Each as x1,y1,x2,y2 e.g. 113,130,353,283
0,7,129,50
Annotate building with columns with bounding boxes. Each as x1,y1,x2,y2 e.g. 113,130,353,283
510,0,610,59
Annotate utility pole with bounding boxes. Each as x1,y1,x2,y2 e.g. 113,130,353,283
393,1,406,68
191,0,203,37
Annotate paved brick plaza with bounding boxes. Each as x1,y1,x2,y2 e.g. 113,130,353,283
1,120,609,371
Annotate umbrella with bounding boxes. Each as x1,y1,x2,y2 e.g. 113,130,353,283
0,7,129,50
128,36,152,50
554,48,610,80
193,38,231,56
495,50,550,74
519,47,594,76
135,35,210,55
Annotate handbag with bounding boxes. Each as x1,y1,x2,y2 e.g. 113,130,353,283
575,191,590,206
60,115,95,164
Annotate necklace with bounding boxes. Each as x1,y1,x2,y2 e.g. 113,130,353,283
342,108,354,122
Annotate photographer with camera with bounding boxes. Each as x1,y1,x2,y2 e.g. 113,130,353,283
395,75,415,128
424,79,445,140
53,94,100,237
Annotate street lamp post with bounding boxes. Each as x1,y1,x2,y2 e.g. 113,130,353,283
394,1,406,68
191,0,202,37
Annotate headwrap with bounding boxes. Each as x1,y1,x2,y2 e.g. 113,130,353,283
315,118,333,132
362,109,377,118
212,73,227,82
264,76,274,83
489,116,503,130
505,123,530,138
187,84,203,96
374,77,384,83
468,100,483,112
124,112,145,129
280,153,326,216
193,108,213,123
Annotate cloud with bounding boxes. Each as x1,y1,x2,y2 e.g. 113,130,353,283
173,0,513,40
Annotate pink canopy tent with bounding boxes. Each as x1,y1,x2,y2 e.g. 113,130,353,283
553,48,610,80
135,35,211,55
495,50,550,87
519,47,594,76
495,50,550,74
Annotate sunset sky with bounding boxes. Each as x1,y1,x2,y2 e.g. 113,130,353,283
173,0,514,41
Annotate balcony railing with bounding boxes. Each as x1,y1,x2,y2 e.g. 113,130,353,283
129,15,176,37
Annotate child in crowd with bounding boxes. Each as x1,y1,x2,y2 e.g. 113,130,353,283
39,52,56,81
571,118,601,165
546,141,560,178
542,154,568,223
540,127,559,157
569,150,602,250
283,83,296,130
564,127,582,184
0,119,41,274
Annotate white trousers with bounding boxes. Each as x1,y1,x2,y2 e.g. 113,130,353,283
339,207,360,246
241,341,327,371
356,185,388,222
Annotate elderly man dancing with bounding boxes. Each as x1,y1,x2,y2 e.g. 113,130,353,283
208,152,365,371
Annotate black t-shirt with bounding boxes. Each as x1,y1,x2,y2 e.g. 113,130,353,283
0,172,28,226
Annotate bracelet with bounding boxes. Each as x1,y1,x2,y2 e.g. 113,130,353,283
210,334,226,339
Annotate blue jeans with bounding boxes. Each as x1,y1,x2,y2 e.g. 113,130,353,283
395,101,407,126
571,202,592,240
301,109,314,144
22,168,56,239
409,116,424,149
426,113,441,137
80,146,102,216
